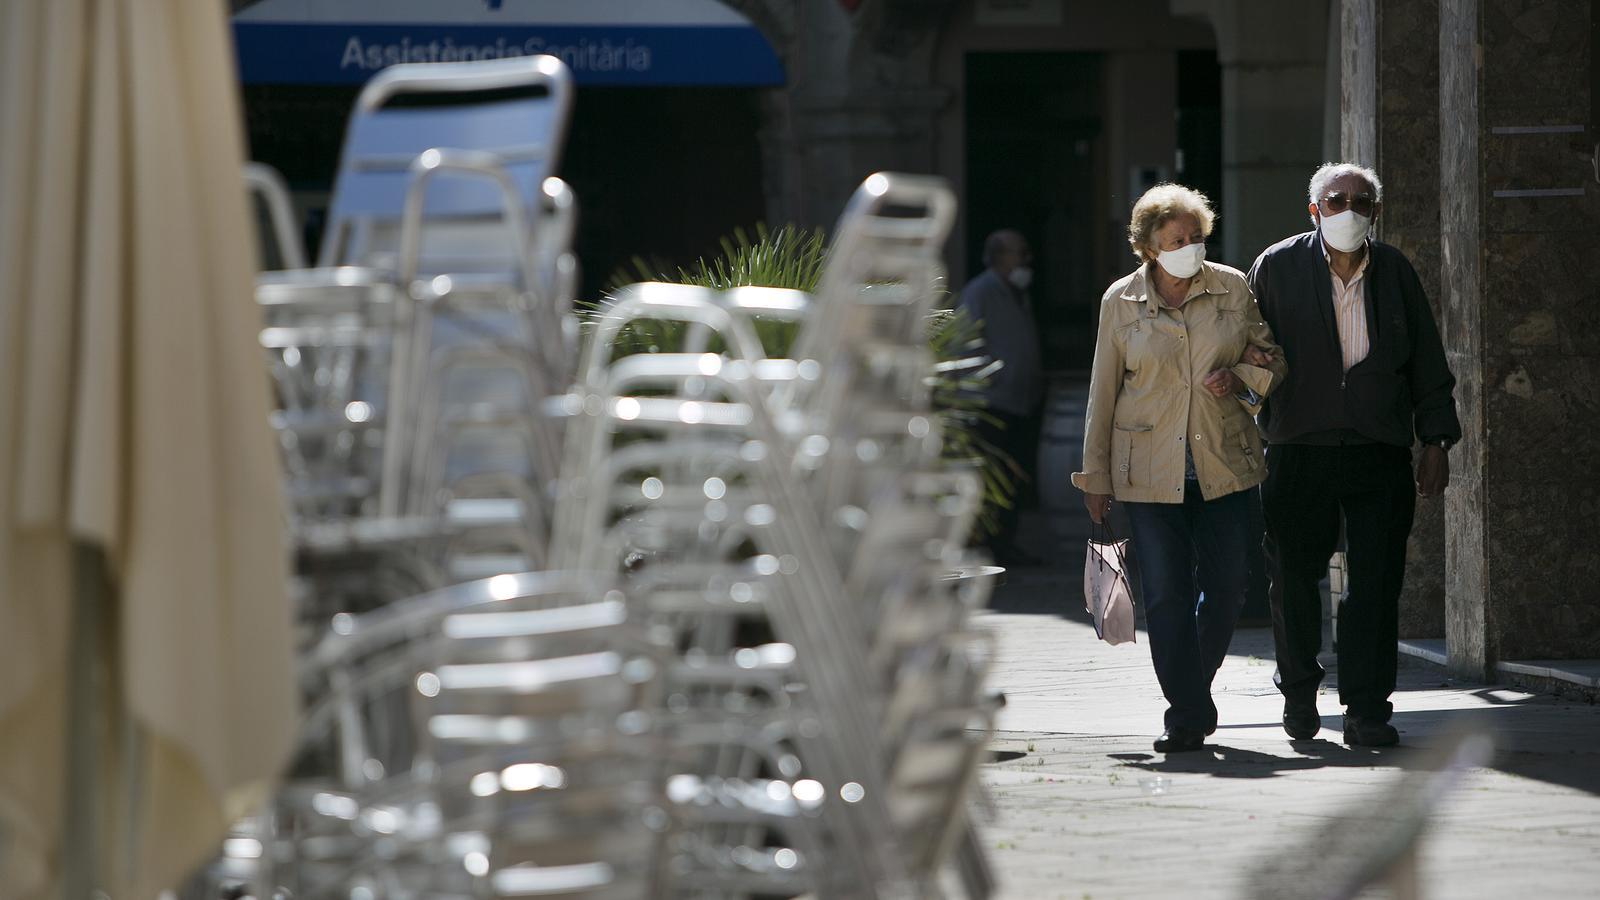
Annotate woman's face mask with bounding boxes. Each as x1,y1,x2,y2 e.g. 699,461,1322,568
1156,242,1206,279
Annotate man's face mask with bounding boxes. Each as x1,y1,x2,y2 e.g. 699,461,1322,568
1317,188,1377,252
1318,208,1372,252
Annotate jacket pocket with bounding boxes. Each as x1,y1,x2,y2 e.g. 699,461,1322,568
1211,308,1248,362
1121,321,1180,374
1224,417,1262,473
1112,423,1153,487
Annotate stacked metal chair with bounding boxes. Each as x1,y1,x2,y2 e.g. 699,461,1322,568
793,177,1001,895
546,173,999,897
211,47,1001,895
552,285,893,896
206,573,667,900
251,55,579,625
202,55,605,897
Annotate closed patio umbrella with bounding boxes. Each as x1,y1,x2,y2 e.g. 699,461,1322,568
0,0,297,896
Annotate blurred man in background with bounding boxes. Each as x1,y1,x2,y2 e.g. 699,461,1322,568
959,228,1045,567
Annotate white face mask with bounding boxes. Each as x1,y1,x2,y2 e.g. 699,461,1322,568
1155,242,1206,279
1007,266,1033,290
1319,209,1372,252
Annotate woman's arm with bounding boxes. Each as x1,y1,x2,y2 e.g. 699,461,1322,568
1229,289,1287,413
1071,291,1125,497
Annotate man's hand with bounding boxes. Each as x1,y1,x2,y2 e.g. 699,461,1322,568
1085,492,1112,524
1203,368,1242,398
1241,345,1277,368
1416,444,1450,497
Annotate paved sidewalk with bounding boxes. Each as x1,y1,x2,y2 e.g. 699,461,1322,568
975,566,1600,900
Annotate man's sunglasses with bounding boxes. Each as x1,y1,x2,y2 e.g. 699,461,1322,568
1321,191,1377,216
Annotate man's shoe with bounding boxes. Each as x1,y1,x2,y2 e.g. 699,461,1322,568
1342,715,1399,747
1282,699,1321,740
1153,727,1206,753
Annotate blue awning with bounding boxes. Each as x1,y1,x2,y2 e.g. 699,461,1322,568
233,0,785,87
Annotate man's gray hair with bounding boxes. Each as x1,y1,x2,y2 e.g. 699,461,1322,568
1308,162,1383,206
982,228,1026,266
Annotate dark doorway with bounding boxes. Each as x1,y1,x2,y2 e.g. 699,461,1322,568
1176,49,1224,263
964,52,1103,370
561,87,766,300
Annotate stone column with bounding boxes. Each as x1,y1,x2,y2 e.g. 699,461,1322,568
785,89,950,228
1439,0,1600,676
1172,0,1332,264
1438,0,1488,678
1341,0,1378,165
747,0,955,230
1377,0,1447,639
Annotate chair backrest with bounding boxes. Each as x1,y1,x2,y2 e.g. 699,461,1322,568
792,172,956,364
245,162,307,270
318,55,574,271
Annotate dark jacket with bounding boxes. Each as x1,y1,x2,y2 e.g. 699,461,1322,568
956,269,1043,416
1246,231,1460,448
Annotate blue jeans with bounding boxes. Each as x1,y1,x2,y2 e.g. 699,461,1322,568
1123,484,1253,732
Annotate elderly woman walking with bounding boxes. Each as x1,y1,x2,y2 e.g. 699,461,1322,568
1072,184,1287,753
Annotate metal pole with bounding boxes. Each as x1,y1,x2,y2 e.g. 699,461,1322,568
63,542,105,900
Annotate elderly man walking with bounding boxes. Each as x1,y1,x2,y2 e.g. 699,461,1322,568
1247,163,1461,747
958,229,1045,567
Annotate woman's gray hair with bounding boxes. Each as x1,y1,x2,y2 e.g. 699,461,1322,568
1127,183,1216,262
1307,162,1384,206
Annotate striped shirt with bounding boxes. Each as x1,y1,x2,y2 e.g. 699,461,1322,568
1324,241,1371,372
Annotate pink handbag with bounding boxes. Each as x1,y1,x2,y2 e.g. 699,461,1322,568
1085,522,1136,645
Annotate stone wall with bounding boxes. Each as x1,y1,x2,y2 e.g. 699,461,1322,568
1477,0,1599,660
734,0,958,232
1440,0,1598,674
1378,0,1447,639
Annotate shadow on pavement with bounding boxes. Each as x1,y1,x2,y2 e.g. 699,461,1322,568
1387,702,1600,798
1109,740,1391,777
1095,701,1600,798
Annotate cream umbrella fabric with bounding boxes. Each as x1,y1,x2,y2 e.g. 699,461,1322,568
0,0,297,895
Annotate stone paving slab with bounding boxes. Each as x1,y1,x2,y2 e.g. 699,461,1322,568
974,567,1600,900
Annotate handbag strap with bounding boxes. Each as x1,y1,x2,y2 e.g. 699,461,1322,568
1092,518,1120,544
1090,518,1123,574
1093,519,1134,584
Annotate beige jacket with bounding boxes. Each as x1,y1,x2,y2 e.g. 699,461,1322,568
1071,261,1287,503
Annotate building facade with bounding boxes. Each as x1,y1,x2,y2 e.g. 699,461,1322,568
730,0,1332,367
1378,0,1597,674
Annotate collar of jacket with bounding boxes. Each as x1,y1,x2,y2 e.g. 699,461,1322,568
1119,260,1230,317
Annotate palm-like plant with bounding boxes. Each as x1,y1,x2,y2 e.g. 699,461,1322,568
581,223,1021,537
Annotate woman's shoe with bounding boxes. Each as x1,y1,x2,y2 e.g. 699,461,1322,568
1153,727,1206,753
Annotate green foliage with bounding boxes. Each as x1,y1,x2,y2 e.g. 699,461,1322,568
679,223,828,293
927,307,1025,538
586,224,823,359
581,223,1020,539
